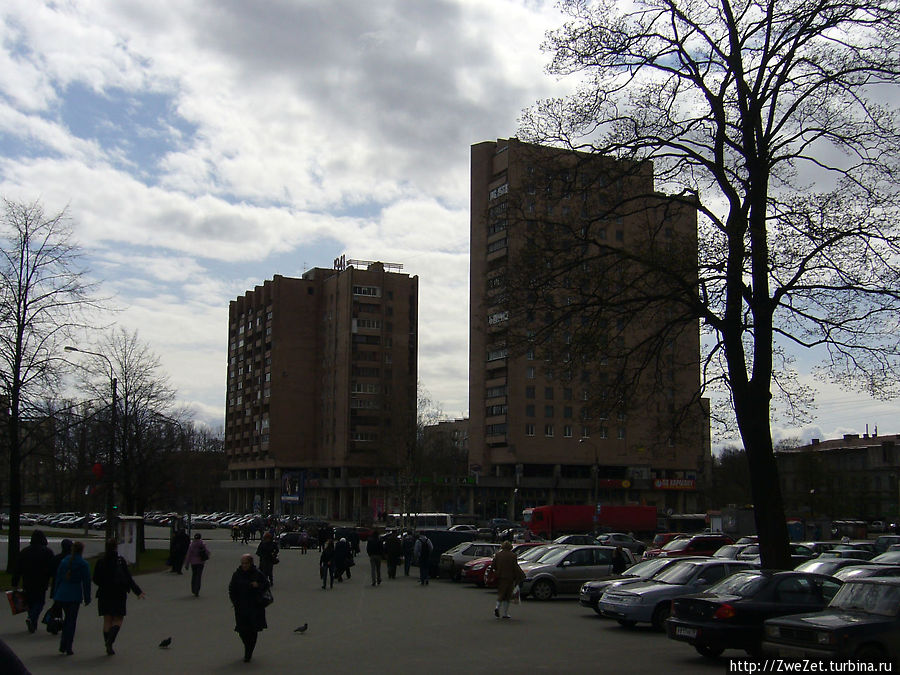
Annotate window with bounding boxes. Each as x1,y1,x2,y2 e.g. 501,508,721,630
526,367,535,379
488,310,509,325
353,285,381,297
599,426,609,439
525,386,535,399
526,405,535,418
487,238,508,254
564,425,573,438
544,405,554,417
544,387,554,399
544,424,554,437
564,406,573,419
486,385,507,398
618,427,626,439
581,426,590,438
564,388,573,400
525,424,535,437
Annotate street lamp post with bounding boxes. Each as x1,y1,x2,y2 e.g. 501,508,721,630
65,345,117,539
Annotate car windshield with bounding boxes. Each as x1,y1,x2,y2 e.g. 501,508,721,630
706,571,766,597
535,548,571,565
519,546,553,562
829,582,900,617
627,558,673,578
795,561,841,575
833,567,881,581
445,543,468,555
662,538,692,552
872,552,900,564
651,561,701,584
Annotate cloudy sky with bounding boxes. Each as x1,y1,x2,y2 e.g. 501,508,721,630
1,0,897,447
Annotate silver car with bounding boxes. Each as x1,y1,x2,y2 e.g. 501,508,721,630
521,545,636,601
597,558,756,630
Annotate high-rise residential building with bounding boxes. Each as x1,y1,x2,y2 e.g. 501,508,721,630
469,138,710,519
222,260,419,520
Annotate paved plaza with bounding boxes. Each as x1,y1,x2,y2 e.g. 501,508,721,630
2,528,725,674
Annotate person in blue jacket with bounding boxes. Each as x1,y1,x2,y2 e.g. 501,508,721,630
52,541,91,656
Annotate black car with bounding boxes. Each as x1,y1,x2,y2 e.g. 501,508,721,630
580,556,703,615
278,531,311,549
666,570,841,658
762,577,900,666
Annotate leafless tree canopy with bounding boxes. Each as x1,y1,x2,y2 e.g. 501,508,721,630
518,0,900,568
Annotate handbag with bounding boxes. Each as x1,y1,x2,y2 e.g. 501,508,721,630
42,604,64,633
512,585,521,605
258,587,274,607
6,589,27,615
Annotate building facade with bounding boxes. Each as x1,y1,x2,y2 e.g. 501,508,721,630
777,433,900,522
222,260,419,520
469,138,710,519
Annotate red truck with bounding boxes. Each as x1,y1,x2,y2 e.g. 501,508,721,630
522,504,658,539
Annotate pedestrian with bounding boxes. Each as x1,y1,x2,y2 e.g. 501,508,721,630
317,525,328,552
169,527,190,574
185,532,211,597
228,553,269,663
385,532,402,579
51,541,91,656
11,530,56,634
402,531,415,576
319,539,335,589
231,525,239,542
367,528,384,586
612,546,628,574
92,538,145,655
299,528,309,555
334,537,352,582
43,539,72,635
255,531,279,587
491,540,525,619
241,523,251,545
414,533,433,585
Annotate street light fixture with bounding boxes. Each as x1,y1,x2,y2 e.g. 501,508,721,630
65,345,117,539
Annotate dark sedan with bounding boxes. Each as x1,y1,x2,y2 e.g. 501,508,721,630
666,570,841,658
762,577,900,666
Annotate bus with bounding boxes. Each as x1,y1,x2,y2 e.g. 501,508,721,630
386,513,453,531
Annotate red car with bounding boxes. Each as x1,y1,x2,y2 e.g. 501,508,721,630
464,543,547,587
643,533,688,559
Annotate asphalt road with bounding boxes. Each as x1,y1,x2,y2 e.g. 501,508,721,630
2,527,728,674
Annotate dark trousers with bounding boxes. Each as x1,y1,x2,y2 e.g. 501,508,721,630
419,560,430,584
238,629,258,659
387,558,398,578
190,563,204,596
320,564,334,588
404,555,412,576
26,598,44,630
369,555,382,584
59,601,80,652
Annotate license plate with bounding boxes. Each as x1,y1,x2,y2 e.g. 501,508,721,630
779,646,808,659
675,626,698,639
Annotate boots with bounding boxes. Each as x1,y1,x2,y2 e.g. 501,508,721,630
105,625,120,655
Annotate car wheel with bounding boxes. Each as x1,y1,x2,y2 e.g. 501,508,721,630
530,579,554,601
617,619,637,628
695,645,724,659
854,645,887,663
651,603,671,631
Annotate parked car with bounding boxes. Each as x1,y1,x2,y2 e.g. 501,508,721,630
580,556,705,615
666,570,842,658
762,577,900,666
796,541,843,556
795,558,882,576
735,535,759,545
871,551,900,565
461,543,544,586
595,532,646,556
439,541,502,580
448,524,478,532
656,533,735,558
521,545,637,601
737,543,817,567
553,534,599,546
597,558,756,630
642,532,688,559
818,546,876,561
832,564,900,582
874,535,900,553
713,544,755,559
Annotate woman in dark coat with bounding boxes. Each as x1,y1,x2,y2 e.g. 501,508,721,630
228,553,269,662
92,538,145,655
319,539,335,589
255,532,279,586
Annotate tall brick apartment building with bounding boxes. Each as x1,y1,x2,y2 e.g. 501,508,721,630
222,260,418,520
469,138,711,519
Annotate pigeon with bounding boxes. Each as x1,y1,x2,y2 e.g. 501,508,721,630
159,637,172,648
293,623,308,634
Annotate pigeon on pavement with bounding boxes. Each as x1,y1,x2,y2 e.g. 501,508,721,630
293,623,308,633
159,637,172,648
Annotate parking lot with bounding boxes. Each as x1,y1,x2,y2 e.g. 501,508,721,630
2,526,727,674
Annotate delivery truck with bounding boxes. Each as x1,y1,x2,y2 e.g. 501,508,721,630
522,504,658,539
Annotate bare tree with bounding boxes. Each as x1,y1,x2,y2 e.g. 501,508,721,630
518,0,900,568
0,199,100,572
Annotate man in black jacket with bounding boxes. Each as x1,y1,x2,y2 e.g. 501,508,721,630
367,529,384,586
11,530,56,634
